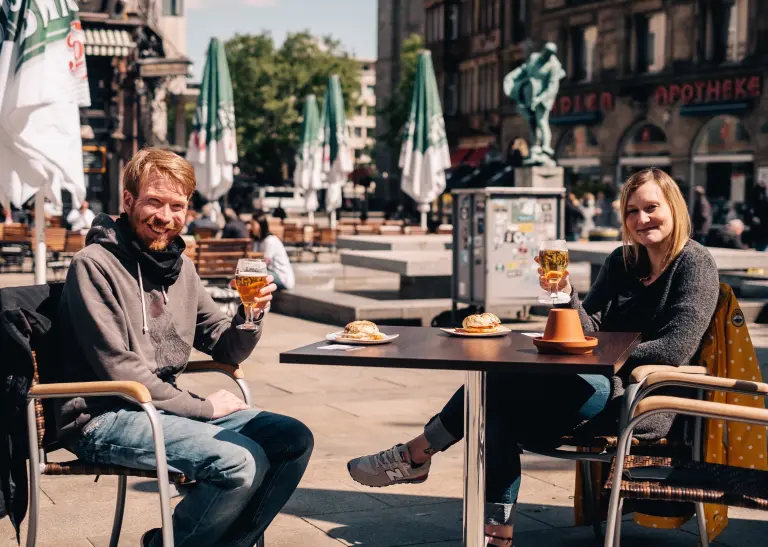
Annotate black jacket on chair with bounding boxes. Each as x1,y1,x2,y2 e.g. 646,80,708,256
0,284,62,542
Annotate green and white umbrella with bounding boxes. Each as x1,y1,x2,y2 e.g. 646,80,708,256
0,2,91,284
399,51,450,230
294,94,322,223
318,74,353,228
187,37,237,203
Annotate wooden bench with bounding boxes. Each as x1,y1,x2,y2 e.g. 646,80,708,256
195,238,252,282
0,223,29,272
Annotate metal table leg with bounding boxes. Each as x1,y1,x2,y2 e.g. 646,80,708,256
463,370,486,547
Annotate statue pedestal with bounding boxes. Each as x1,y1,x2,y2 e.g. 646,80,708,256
514,166,564,188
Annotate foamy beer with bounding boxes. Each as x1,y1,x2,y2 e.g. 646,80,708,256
235,273,269,305
539,249,569,285
234,258,268,330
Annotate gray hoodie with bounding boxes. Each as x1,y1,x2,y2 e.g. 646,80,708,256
55,214,261,440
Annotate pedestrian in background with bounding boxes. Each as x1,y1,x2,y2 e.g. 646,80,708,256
579,192,597,239
708,219,748,250
692,186,712,245
565,193,584,242
222,207,250,239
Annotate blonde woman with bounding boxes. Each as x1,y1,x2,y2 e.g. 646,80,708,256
346,168,720,547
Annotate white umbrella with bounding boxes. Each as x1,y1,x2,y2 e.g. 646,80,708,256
318,75,353,229
399,51,450,230
294,95,322,224
0,8,91,284
187,38,238,202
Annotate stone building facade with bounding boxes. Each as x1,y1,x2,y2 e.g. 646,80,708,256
77,0,191,215
348,59,377,166
429,0,768,221
375,0,425,179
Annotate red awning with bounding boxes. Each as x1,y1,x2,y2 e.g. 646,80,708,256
450,148,472,168
463,146,492,167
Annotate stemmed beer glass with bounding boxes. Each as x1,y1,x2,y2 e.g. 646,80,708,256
234,258,268,331
538,240,571,305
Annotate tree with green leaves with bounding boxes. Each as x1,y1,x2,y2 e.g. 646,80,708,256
378,34,425,156
223,31,361,183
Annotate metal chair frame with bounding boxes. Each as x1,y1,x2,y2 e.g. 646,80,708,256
604,387,768,546
25,361,261,547
521,367,707,539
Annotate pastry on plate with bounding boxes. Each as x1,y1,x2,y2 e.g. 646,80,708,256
338,320,387,341
460,313,502,333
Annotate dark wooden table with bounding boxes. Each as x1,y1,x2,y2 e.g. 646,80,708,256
280,327,641,375
280,326,641,547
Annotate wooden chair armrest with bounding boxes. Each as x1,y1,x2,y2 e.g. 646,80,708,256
630,365,708,384
29,381,151,404
644,372,768,395
634,395,768,425
184,360,245,379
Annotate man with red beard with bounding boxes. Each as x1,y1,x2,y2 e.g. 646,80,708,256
53,148,313,547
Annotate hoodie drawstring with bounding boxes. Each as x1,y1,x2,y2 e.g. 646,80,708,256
137,264,169,335
137,263,149,335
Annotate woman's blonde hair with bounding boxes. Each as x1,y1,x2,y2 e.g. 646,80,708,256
620,167,691,270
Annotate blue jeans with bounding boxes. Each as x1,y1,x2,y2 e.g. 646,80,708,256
72,408,313,546
423,372,612,525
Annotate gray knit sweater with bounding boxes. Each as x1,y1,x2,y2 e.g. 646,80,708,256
566,240,720,438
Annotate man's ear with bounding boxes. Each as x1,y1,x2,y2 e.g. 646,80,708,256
122,190,133,215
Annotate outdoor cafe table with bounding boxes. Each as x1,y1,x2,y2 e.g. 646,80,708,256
279,326,641,547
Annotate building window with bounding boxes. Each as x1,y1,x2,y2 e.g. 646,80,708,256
366,84,375,96
447,72,458,115
461,0,472,37
354,127,363,138
571,25,597,82
448,3,459,40
727,0,748,61
426,5,445,44
163,0,183,16
478,62,499,111
512,0,528,43
636,11,666,73
460,66,476,114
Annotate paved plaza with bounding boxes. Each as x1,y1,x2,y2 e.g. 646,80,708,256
1,275,767,546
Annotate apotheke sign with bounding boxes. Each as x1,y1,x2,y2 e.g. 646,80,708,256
654,75,762,106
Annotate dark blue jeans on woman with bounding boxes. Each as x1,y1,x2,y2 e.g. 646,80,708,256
423,372,612,525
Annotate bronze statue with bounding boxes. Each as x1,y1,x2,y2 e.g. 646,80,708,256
503,42,566,167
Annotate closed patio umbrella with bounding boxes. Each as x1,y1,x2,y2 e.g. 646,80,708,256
0,6,91,284
187,38,238,202
318,75,353,230
399,51,450,231
294,94,322,224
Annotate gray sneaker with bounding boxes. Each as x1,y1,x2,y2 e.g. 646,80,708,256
347,444,430,487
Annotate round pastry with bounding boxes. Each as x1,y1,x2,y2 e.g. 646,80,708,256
339,320,386,340
461,313,501,333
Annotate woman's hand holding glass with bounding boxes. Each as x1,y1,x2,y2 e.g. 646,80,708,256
534,255,572,298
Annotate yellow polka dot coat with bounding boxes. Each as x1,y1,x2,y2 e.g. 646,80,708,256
633,283,767,540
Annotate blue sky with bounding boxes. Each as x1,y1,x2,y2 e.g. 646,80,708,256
186,0,377,81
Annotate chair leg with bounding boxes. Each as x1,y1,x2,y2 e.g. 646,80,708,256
581,463,603,540
695,502,710,547
612,498,624,547
108,475,128,547
26,400,41,547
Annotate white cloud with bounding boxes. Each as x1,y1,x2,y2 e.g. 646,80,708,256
186,0,277,9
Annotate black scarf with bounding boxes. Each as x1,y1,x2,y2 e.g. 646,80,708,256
115,214,185,286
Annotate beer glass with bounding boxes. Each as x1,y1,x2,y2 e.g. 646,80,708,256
538,240,571,305
235,258,268,331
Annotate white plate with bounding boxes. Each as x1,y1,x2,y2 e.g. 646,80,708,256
325,332,400,345
439,326,511,338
